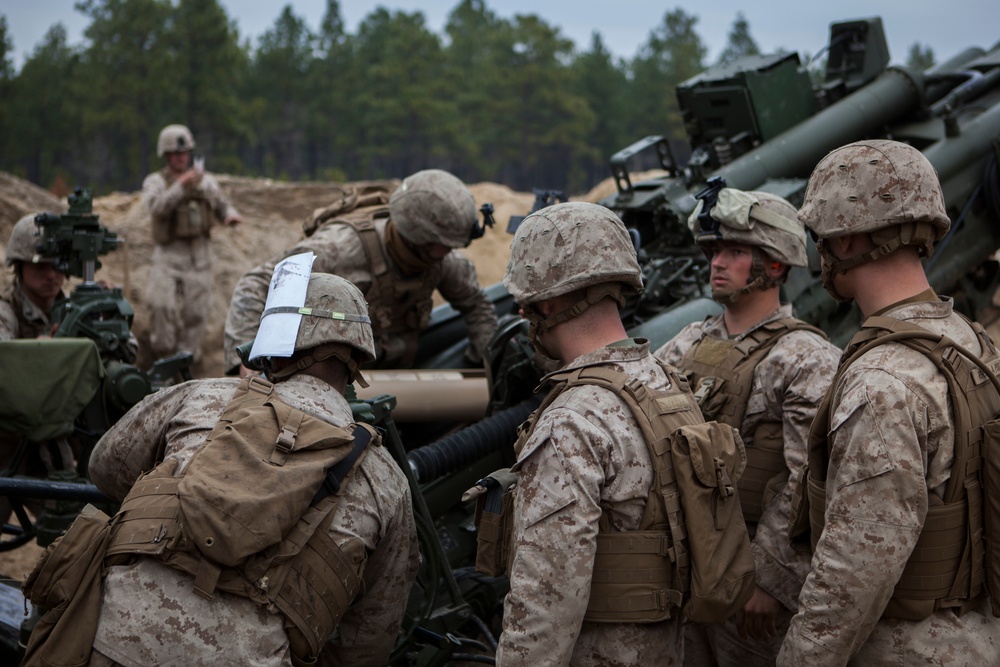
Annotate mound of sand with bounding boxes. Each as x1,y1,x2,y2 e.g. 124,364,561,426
4,170,667,376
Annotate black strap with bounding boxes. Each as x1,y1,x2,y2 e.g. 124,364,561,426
311,425,373,504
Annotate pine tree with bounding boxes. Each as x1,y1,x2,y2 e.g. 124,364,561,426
717,13,761,66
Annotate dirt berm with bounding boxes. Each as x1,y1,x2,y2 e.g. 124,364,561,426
0,170,666,377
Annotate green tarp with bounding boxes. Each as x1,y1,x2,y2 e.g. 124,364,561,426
0,339,105,441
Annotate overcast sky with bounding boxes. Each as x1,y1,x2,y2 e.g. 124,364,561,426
3,0,997,70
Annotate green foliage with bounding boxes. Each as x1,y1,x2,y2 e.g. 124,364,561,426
242,4,316,178
906,42,936,71
351,8,451,176
170,0,248,161
570,32,630,187
0,15,12,81
717,13,760,66
0,16,14,162
6,24,82,187
628,9,707,142
0,1,805,195
75,0,176,188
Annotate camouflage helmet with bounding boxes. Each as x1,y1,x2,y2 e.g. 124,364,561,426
504,201,643,306
5,215,48,266
798,139,950,251
292,273,376,363
389,169,477,248
688,189,807,267
157,124,196,157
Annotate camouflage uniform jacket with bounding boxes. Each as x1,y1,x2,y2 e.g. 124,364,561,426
223,216,497,372
88,374,419,667
142,169,239,247
0,283,62,339
496,340,685,667
655,304,839,610
141,168,238,286
778,297,1000,665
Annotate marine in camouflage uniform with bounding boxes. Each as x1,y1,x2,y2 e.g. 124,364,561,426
778,140,1000,665
86,273,418,667
223,169,497,374
0,215,70,526
0,215,67,340
655,190,839,666
497,202,704,665
144,124,241,365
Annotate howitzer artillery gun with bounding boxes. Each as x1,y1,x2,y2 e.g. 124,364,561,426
0,16,998,666
0,188,194,656
380,16,1000,664
602,17,1000,348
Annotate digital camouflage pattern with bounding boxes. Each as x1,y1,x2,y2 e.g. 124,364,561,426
142,168,239,363
0,284,61,340
496,341,685,666
778,298,1000,665
388,169,478,248
290,273,376,362
223,216,496,372
656,305,840,666
503,202,642,307
1,215,63,339
797,140,950,241
87,373,418,667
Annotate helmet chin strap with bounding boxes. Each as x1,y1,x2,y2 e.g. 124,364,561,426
814,222,940,303
522,283,628,368
268,343,369,388
815,241,853,303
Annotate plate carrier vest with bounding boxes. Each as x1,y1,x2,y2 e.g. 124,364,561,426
151,167,216,244
789,314,1000,621
679,316,827,522
491,359,754,623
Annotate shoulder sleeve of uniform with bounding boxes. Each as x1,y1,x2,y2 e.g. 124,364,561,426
201,173,239,222
654,322,702,366
89,382,195,500
0,300,18,340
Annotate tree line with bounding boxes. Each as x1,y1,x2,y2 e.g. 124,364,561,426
0,0,936,196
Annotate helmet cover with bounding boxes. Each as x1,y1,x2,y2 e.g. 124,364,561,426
157,124,196,157
389,169,477,248
798,139,950,243
688,188,807,267
504,201,642,306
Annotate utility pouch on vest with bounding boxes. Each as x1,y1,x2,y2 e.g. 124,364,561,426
681,318,827,522
21,504,114,667
173,197,212,239
669,421,756,622
469,469,518,577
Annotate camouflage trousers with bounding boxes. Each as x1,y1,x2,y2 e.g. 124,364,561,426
684,605,794,667
144,240,213,363
847,595,1000,666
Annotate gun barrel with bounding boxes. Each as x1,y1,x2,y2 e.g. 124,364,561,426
0,477,109,503
715,67,925,189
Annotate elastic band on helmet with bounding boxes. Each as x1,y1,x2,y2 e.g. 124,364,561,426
262,305,371,325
